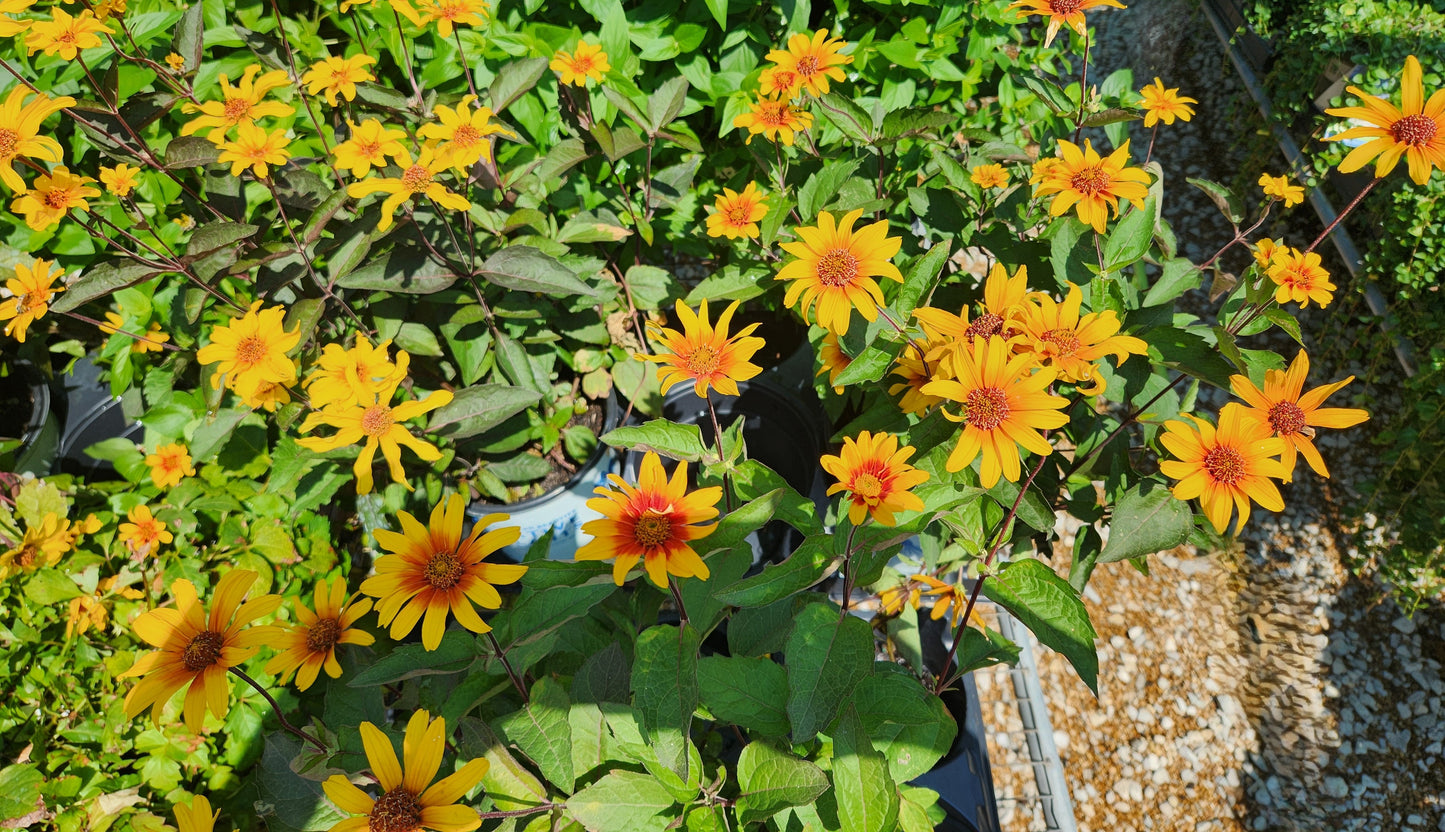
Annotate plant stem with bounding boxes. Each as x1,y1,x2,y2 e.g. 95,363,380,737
229,667,329,753
60,309,182,352
668,577,690,627
705,396,735,512
1066,373,1187,477
478,805,556,820
1144,124,1159,165
1304,177,1378,254
1198,203,1272,272
486,631,529,703
1072,28,1090,145
839,522,860,615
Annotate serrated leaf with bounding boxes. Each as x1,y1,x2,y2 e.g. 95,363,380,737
456,718,550,812
565,770,677,832
786,602,874,742
853,671,957,782
601,419,710,462
496,677,575,793
1082,107,1141,127
347,630,476,686
735,742,829,825
631,624,699,780
696,656,790,736
715,536,837,608
833,705,900,832
489,57,549,114
1099,482,1194,563
1103,197,1156,271
52,260,163,313
982,558,1098,693
427,384,541,439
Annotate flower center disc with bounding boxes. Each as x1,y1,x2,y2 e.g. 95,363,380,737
685,344,721,375
234,335,269,367
1268,401,1307,436
425,550,465,589
452,125,481,147
401,164,432,192
368,788,423,832
816,249,860,287
223,98,252,121
183,630,224,671
759,101,790,127
0,128,18,158
1049,0,1084,12
633,512,672,548
1391,113,1438,146
965,312,1005,343
726,204,753,225
1042,328,1081,357
795,56,820,77
852,472,884,501
965,387,1010,431
1070,166,1111,196
305,617,342,652
43,188,71,209
15,544,39,569
360,405,394,437
1203,445,1247,485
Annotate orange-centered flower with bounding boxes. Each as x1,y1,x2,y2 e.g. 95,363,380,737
23,7,109,59
733,97,814,146
1015,282,1148,395
817,332,853,394
120,570,281,732
416,0,488,38
1007,0,1125,47
264,578,375,690
1034,139,1150,233
0,86,75,193
11,167,100,231
196,301,301,395
551,41,610,87
1159,404,1288,535
180,64,294,142
305,336,403,409
637,299,765,398
1325,55,1445,185
418,95,515,171
346,146,470,232
118,504,173,558
970,164,1010,189
363,494,526,650
821,431,929,527
302,53,377,106
1258,173,1304,207
888,344,945,416
100,162,141,197
764,29,853,97
576,451,722,588
333,118,408,178
921,337,1069,488
759,65,804,100
0,511,71,578
705,182,769,240
1138,77,1196,127
0,258,64,343
164,52,186,73
100,313,170,353
146,442,196,489
1229,351,1369,482
217,122,292,179
1266,246,1335,308
776,208,903,336
914,261,1032,357
1252,237,1283,269
322,710,490,832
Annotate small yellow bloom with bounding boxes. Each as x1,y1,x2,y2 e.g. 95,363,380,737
764,29,853,97
415,0,487,37
1007,0,1125,47
0,259,64,343
918,576,979,629
1252,237,1282,269
705,182,768,240
732,97,814,146
118,504,173,558
776,209,903,336
164,52,187,72
237,378,293,412
1230,351,1369,482
1033,139,1150,233
180,64,294,142
302,53,377,106
66,576,144,639
551,41,610,87
970,163,1010,189
636,299,765,398
24,7,108,59
217,122,292,178
759,65,803,101
821,431,929,526
1014,282,1148,395
1138,77,1196,127
146,442,196,489
304,336,403,409
1158,405,1288,535
418,95,515,171
1325,55,1445,185
346,146,470,232
196,301,301,394
1266,247,1335,308
333,118,408,178
265,578,375,690
816,332,852,394
100,162,141,197
0,86,75,192
11,167,100,230
0,511,71,578
173,213,196,230
92,0,126,21
173,795,223,832
1258,173,1304,207
888,345,945,416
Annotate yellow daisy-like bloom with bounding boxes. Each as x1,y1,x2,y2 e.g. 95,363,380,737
180,65,294,142
11,167,100,231
1138,77,1196,127
921,337,1069,488
306,336,402,409
1015,282,1148,395
296,351,454,495
0,0,34,36
119,570,281,732
24,7,108,59
1007,0,1125,47
415,0,487,37
217,122,292,179
196,301,301,394
878,575,927,618
759,65,803,100
264,578,375,690
302,54,377,106
705,182,769,240
67,576,144,639
146,443,196,489
914,262,1032,355
1158,405,1289,535
0,259,64,343
164,52,187,73
816,332,852,394
0,87,75,193
346,146,470,233
888,347,945,416
1229,351,1369,482
322,710,489,832
821,431,929,527
970,164,1010,189
1325,55,1445,185
732,98,814,146
1033,139,1150,233
92,0,126,22
551,41,610,87
1258,173,1304,207
764,29,853,97
363,494,525,649
1029,157,1061,185
102,316,170,353
1252,237,1283,269
174,795,225,832
0,511,71,578
418,96,515,171
100,163,141,197
334,119,408,178
577,451,722,588
636,299,765,398
918,575,980,629
1266,247,1335,308
237,378,293,412
118,504,173,558
776,208,903,336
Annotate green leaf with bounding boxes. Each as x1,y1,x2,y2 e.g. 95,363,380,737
727,597,800,657
894,241,951,318
785,602,874,742
338,247,457,294
479,246,601,297
51,260,164,313
533,138,590,182
982,559,1098,693
1081,107,1141,127
164,135,219,168
347,630,476,686
489,57,549,114
1141,326,1237,389
603,86,652,133
602,419,710,462
715,535,837,608
951,625,1021,676
678,544,752,635
1018,71,1074,114
428,384,541,439
984,476,1056,533
22,567,83,604
1099,482,1194,563
797,158,861,219
735,742,830,825
1103,197,1156,272
1186,177,1244,225
1143,258,1201,306
0,764,43,822
456,718,550,812
496,676,575,793
573,642,631,704
853,670,957,782
696,655,790,736
878,108,954,142
685,266,769,304
172,2,203,69
702,491,780,554
647,76,690,134
832,338,905,387
731,459,823,536
817,93,875,144
186,221,259,258
703,0,727,28
833,705,900,832
566,771,677,832
631,624,700,780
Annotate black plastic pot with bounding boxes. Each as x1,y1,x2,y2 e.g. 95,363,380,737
54,356,143,480
1,361,62,475
916,614,1004,832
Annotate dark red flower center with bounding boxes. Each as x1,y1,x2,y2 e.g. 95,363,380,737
425,549,465,589
305,617,342,652
368,788,422,832
1392,113,1438,147
1203,446,1247,485
1070,166,1111,196
633,513,672,548
1268,401,1307,436
816,249,860,287
183,630,224,671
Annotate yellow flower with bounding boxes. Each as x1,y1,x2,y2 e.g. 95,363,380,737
1015,282,1148,395
93,0,126,21
0,511,71,578
970,164,1010,189
119,570,281,732
0,0,34,36
146,442,195,489
418,95,515,171
1029,157,1061,185
361,494,525,649
127,320,170,353
776,208,903,336
66,576,143,639
1007,0,1125,47
174,795,225,832
1158,405,1288,535
1258,173,1304,207
759,65,804,101
1138,77,1196,127
346,146,470,232
636,299,765,398
217,122,292,178
732,97,814,146
764,29,853,97
1252,237,1282,269
821,431,929,526
577,451,722,588
305,336,403,409
164,52,186,72
174,213,196,230
1325,55,1444,185
878,575,927,617
333,119,408,178
0,87,75,192
1229,351,1369,482
551,41,610,87
705,182,768,240
296,351,454,495
888,346,945,416
100,162,141,197
196,301,301,394
816,332,852,394
237,378,293,412
1266,247,1335,308
24,7,108,59
118,504,172,558
0,259,64,343
322,711,490,832
918,576,979,629
264,578,375,690
914,262,1031,354
1034,139,1150,233
921,337,1069,488
180,65,294,142
302,54,377,106
11,167,100,230
415,0,487,37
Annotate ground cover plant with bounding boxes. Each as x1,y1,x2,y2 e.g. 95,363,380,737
0,0,1423,829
